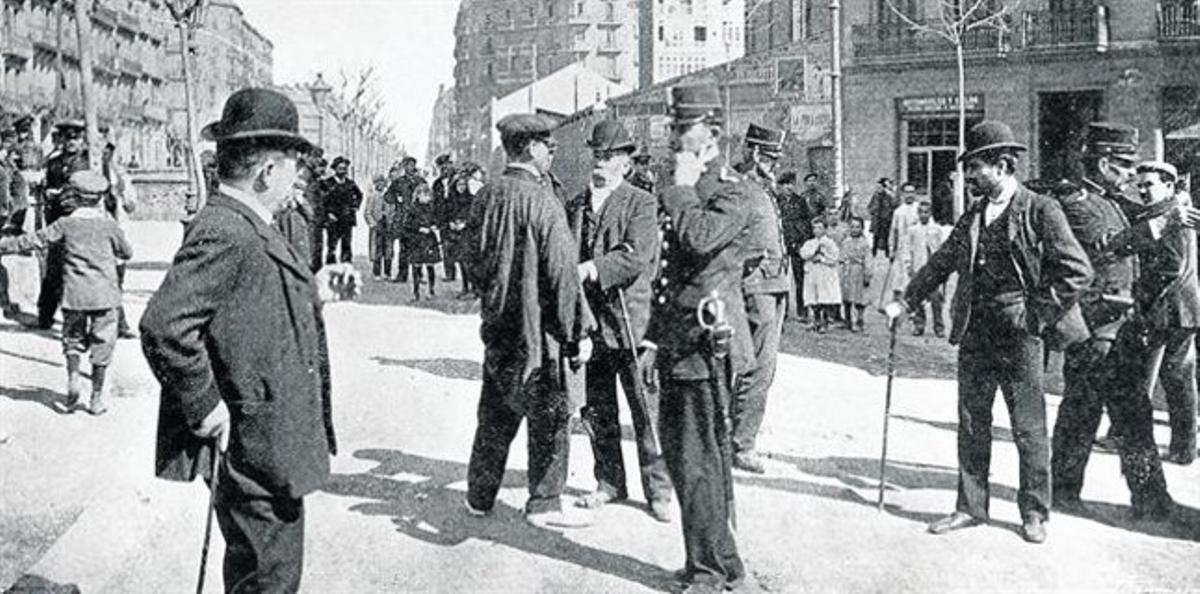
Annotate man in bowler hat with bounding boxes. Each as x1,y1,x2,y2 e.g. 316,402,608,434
1050,122,1175,518
642,83,755,592
141,88,351,592
904,120,1093,544
730,123,792,474
565,119,673,521
463,112,595,529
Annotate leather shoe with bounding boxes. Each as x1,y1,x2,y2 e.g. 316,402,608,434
575,490,625,509
927,511,982,535
1132,496,1175,522
1051,496,1089,516
733,451,766,474
1020,515,1047,544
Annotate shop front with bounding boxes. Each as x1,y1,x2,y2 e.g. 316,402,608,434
895,94,984,223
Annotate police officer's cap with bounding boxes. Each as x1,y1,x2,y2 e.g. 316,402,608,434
1083,122,1138,159
495,113,557,141
669,83,723,126
68,170,110,198
1136,160,1178,183
745,123,785,158
55,119,85,131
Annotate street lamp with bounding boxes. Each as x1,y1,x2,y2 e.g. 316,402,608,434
166,0,210,216
308,72,332,151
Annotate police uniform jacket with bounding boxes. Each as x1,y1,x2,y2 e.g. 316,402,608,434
1104,196,1200,330
740,167,793,296
1058,179,1136,340
320,176,363,227
467,163,586,413
565,181,659,350
905,185,1093,347
141,192,336,499
646,159,756,380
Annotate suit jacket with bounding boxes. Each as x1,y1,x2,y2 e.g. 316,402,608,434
466,164,585,413
1105,196,1200,330
740,167,793,296
141,193,336,499
646,159,755,380
566,181,659,350
905,185,1093,348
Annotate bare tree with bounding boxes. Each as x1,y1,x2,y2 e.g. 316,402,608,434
883,0,1018,218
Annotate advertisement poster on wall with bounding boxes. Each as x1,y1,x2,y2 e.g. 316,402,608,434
788,104,832,142
776,57,806,96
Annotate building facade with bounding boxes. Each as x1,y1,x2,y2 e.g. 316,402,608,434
426,83,454,166
638,0,747,87
843,0,1200,210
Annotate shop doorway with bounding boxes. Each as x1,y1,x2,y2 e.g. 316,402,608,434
1037,90,1104,182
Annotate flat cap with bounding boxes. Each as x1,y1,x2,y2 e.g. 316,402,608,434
68,170,110,195
1136,160,1178,182
496,113,557,138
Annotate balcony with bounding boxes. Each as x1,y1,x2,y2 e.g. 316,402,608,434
144,104,168,123
596,42,622,54
2,35,33,61
120,103,144,120
117,10,140,34
1159,2,1200,40
851,22,1008,63
1022,7,1108,51
92,5,118,28
118,56,143,76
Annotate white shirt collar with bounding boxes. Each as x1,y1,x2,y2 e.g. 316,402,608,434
219,183,274,225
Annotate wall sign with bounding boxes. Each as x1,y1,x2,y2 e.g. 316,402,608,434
899,94,985,115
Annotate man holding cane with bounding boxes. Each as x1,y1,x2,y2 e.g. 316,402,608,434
142,88,354,592
566,120,672,522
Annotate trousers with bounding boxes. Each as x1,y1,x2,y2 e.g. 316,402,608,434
581,345,672,503
1153,327,1198,460
957,329,1050,521
732,291,787,453
466,360,571,514
660,377,743,588
1051,325,1170,510
37,242,64,328
912,288,945,334
215,463,306,593
325,222,353,264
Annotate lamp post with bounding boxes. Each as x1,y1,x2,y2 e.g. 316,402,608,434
167,0,210,216
308,72,332,151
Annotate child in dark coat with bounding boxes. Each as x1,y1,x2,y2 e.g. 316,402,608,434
0,171,132,414
405,182,443,300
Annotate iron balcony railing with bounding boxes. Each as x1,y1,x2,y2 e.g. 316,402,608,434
1159,1,1200,39
851,21,1008,61
1022,7,1108,49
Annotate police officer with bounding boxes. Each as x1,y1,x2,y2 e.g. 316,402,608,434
642,83,754,593
731,123,792,474
627,148,656,195
37,120,91,329
1050,123,1175,518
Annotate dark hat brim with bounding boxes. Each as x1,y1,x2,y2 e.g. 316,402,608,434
202,121,314,151
585,140,637,152
958,141,1027,162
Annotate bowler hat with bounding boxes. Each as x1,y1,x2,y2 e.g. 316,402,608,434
435,154,453,166
1136,160,1178,183
669,83,723,125
586,120,636,153
201,88,313,151
745,123,785,157
959,120,1027,162
496,113,557,139
1083,122,1138,158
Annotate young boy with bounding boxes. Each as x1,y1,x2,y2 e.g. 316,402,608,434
0,171,132,414
839,216,872,331
902,201,946,337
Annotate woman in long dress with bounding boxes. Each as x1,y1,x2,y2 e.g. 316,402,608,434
799,218,842,333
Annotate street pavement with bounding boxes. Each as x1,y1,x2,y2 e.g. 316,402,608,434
3,221,1200,593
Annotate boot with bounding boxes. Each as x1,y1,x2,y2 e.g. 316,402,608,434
65,354,83,413
412,267,422,301
88,364,108,416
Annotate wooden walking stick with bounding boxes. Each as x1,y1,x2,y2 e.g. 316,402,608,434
196,443,221,594
878,302,904,511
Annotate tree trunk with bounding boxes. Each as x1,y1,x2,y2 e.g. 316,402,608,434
180,25,207,214
954,39,967,222
54,0,63,115
73,0,100,170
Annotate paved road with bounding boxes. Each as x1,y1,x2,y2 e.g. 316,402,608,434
3,222,1200,593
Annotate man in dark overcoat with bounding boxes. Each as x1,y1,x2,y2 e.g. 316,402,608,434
867,177,898,257
1104,160,1200,466
37,120,90,329
319,156,363,264
1050,123,1175,518
731,123,793,474
388,156,424,282
464,113,594,529
778,171,813,321
904,121,1093,544
565,120,672,522
431,153,458,280
643,83,756,593
141,88,343,592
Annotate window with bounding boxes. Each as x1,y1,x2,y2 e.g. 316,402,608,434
546,0,554,18
694,26,707,42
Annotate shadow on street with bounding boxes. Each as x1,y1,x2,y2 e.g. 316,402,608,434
372,357,483,382
322,448,676,592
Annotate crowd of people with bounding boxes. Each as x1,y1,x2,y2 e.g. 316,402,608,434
5,82,1200,593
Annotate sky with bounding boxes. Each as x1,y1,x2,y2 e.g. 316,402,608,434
236,0,461,162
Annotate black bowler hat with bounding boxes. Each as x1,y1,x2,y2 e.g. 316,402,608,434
586,120,636,153
435,153,452,166
959,120,1027,162
495,113,557,139
1083,122,1138,158
745,123,785,157
201,88,313,151
669,83,723,125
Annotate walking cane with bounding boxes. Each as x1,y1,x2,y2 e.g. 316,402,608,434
877,302,904,511
617,285,660,450
196,443,221,594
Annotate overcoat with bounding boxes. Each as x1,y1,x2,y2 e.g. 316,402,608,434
405,199,443,265
905,185,1093,347
141,192,336,499
565,181,659,350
